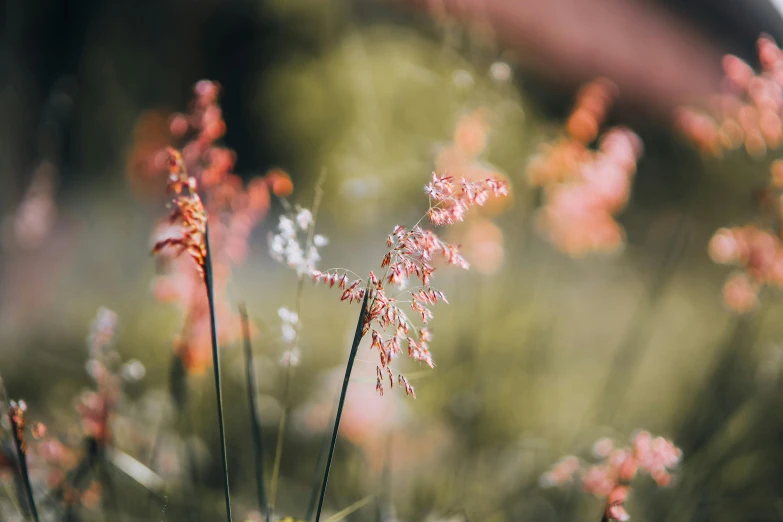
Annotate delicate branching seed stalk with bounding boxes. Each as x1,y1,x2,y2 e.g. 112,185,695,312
152,148,231,520
308,172,506,519
8,401,39,522
269,171,327,520
313,173,508,395
240,304,269,519
314,290,370,522
204,223,233,522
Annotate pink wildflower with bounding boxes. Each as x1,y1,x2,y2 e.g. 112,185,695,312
315,172,509,395
149,81,279,373
708,224,783,313
677,36,783,157
527,79,643,257
542,432,682,521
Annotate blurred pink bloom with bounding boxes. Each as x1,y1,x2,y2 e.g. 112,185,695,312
582,465,615,497
528,80,642,257
296,369,452,472
542,432,681,521
593,437,614,458
677,36,783,157
707,224,783,313
540,455,580,486
147,81,281,373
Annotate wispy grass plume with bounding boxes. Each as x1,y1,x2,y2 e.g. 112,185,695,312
269,170,327,520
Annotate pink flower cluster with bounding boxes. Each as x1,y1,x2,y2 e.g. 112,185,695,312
425,173,508,225
313,173,509,396
708,225,783,313
150,81,292,374
676,36,783,157
532,129,643,256
296,368,453,474
78,307,121,445
434,110,512,275
542,432,682,521
527,80,643,256
671,37,783,312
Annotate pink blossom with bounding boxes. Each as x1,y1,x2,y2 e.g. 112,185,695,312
527,80,642,257
542,432,682,521
315,172,508,395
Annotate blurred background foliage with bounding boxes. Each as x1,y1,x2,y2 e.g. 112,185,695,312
3,0,783,521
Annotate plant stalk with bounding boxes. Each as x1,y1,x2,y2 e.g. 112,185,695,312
240,304,269,519
314,290,369,522
204,223,233,522
8,405,40,522
269,170,327,519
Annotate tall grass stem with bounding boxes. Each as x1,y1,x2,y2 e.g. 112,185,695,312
240,304,269,519
314,290,369,522
204,223,233,522
9,406,40,522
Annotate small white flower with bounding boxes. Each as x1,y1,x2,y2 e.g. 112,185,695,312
281,323,297,343
296,208,313,230
490,61,512,82
278,216,296,237
122,360,147,382
306,245,321,264
280,347,301,367
269,207,325,275
277,307,299,324
270,235,286,258
313,234,328,247
286,247,304,269
85,359,103,380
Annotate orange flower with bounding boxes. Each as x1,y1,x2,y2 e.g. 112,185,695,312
677,36,783,157
147,81,282,373
527,81,642,257
152,149,208,277
543,432,681,521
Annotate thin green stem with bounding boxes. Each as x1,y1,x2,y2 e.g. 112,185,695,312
204,223,233,522
268,264,305,517
268,390,289,520
240,304,269,519
8,404,40,522
322,495,374,522
314,290,370,522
